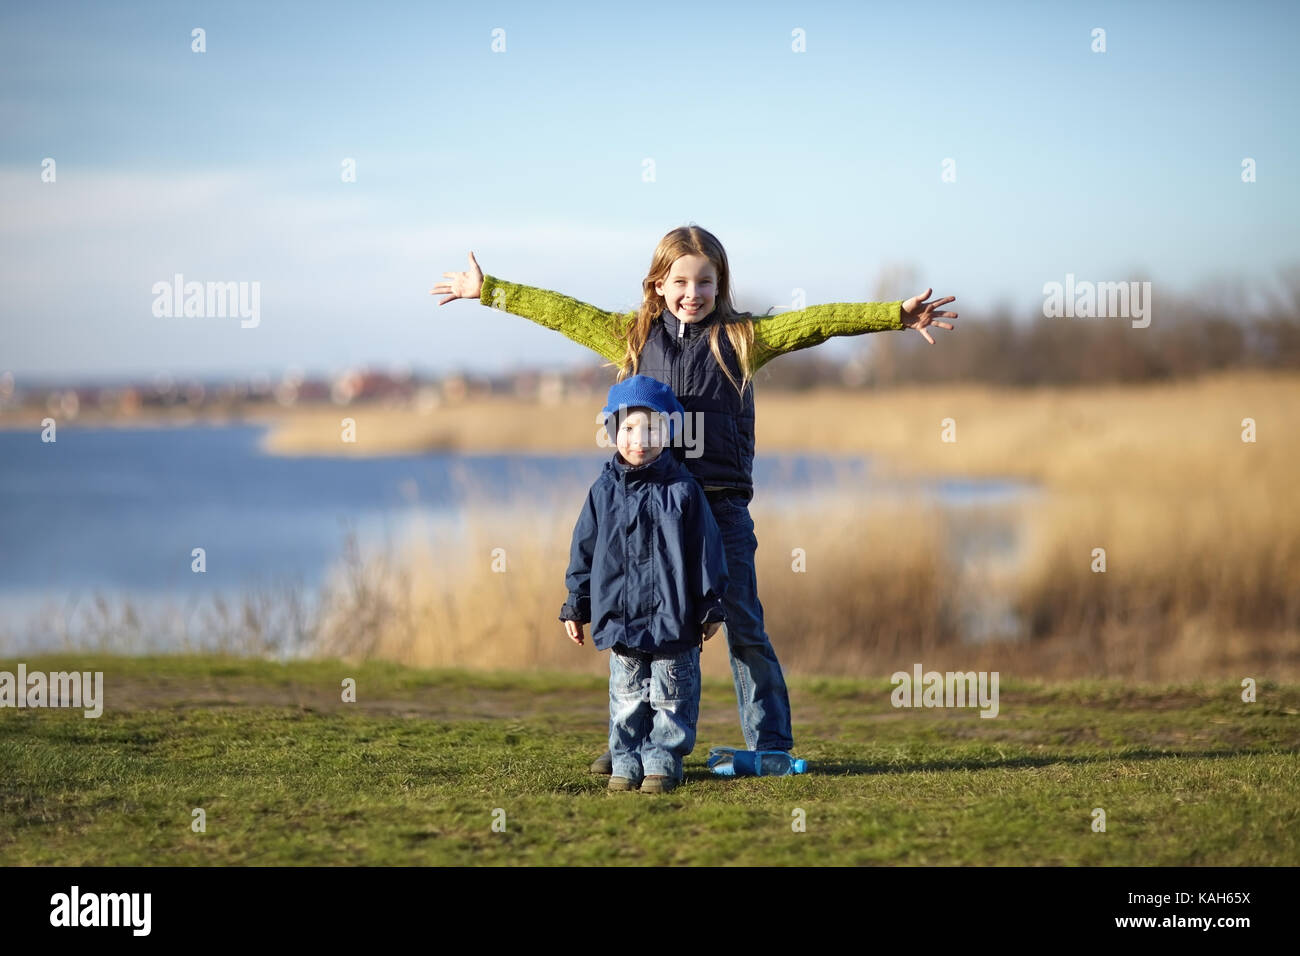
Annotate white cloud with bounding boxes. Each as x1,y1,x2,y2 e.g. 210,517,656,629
0,166,661,375
0,166,653,274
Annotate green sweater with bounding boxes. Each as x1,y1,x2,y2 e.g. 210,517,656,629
477,275,904,369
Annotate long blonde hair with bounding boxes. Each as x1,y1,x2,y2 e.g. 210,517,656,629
614,225,756,397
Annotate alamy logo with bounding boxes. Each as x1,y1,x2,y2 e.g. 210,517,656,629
0,665,103,717
890,663,999,718
1041,273,1151,328
151,273,260,328
597,406,705,458
49,886,150,936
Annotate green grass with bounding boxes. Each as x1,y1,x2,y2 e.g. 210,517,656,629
1,655,1297,865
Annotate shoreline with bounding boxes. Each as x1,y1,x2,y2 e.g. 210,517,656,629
1,370,1296,491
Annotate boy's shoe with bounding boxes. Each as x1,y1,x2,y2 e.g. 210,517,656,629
640,775,678,794
607,775,638,792
589,751,613,775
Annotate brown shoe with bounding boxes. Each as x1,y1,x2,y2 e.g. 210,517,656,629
640,775,678,794
589,751,613,775
607,775,638,792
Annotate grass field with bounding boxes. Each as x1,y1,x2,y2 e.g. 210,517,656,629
2,655,1296,865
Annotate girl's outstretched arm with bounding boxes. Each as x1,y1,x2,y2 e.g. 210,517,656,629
480,273,631,364
432,251,630,364
751,289,957,371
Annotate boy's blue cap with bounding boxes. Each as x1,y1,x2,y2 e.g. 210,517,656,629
602,375,684,442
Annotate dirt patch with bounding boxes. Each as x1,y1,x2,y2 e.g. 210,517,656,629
104,676,609,722
102,676,859,731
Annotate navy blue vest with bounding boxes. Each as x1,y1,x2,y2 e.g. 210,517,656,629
633,308,755,499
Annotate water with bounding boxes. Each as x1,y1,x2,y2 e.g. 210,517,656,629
0,424,1038,650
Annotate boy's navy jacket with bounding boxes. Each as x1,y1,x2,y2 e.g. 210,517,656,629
559,448,728,654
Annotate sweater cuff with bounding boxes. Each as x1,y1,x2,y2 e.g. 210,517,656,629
481,273,508,309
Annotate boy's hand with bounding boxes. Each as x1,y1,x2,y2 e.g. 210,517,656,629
564,620,585,646
901,288,957,345
702,621,723,643
430,250,484,305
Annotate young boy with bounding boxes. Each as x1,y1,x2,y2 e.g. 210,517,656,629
560,375,729,794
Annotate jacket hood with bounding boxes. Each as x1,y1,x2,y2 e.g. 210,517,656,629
607,447,679,483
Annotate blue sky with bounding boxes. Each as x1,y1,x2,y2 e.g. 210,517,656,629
2,0,1297,381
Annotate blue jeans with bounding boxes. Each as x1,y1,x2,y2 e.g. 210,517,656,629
709,494,795,752
608,644,700,781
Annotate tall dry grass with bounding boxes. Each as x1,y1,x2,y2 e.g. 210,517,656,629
303,372,1300,681
303,484,1298,682
308,487,961,681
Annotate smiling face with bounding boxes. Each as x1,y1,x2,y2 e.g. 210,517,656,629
654,253,718,323
614,407,666,467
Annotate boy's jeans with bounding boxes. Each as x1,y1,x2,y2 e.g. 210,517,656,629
709,494,795,752
608,644,701,781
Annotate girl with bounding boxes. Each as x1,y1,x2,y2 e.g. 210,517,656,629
430,225,956,766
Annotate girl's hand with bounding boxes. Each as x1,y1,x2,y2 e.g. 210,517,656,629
702,621,723,643
429,251,484,305
564,620,585,646
901,288,957,344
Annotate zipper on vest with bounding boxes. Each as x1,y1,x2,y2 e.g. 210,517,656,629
668,311,681,398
